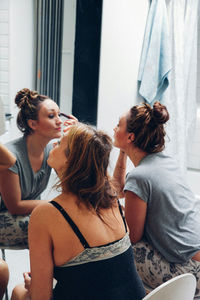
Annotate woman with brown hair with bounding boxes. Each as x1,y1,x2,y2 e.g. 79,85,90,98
112,101,200,295
0,88,64,249
11,123,145,300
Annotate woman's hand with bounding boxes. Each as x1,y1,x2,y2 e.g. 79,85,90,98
23,272,31,292
63,115,78,133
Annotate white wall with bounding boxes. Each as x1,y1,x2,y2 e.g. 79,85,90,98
0,0,35,143
97,0,150,170
98,0,149,133
9,0,35,119
60,0,77,114
197,1,200,104
0,0,9,113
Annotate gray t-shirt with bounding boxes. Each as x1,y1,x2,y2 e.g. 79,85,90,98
124,152,200,263
0,135,52,210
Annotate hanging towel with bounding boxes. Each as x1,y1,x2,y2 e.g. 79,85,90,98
0,97,5,135
138,0,171,104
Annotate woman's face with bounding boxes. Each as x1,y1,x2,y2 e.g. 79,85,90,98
33,99,62,140
47,134,68,173
113,111,130,150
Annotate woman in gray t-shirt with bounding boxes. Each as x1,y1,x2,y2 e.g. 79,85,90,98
0,88,63,249
112,101,200,296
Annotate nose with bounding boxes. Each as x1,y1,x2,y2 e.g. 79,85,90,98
113,126,117,132
56,115,62,125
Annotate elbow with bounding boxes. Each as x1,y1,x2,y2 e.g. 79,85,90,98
7,207,19,215
117,184,125,199
129,231,143,245
6,204,23,215
112,179,125,197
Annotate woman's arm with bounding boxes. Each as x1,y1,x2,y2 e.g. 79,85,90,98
125,190,147,244
0,169,48,215
112,150,127,198
0,143,16,171
29,204,54,300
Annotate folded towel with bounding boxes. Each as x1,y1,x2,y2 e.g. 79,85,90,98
0,97,5,135
138,0,171,104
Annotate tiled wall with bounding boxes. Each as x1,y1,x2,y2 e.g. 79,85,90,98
187,5,200,170
0,0,9,113
197,2,200,105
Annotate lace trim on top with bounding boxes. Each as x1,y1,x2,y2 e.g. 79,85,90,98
59,232,131,267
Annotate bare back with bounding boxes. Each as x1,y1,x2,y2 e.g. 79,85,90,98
29,193,127,267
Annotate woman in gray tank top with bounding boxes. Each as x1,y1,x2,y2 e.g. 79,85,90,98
113,101,200,297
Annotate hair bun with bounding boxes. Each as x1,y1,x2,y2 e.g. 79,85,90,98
15,88,39,110
15,88,31,109
152,101,169,125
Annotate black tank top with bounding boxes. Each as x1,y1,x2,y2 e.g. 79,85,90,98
50,200,145,300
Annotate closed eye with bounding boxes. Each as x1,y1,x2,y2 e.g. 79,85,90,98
53,140,61,148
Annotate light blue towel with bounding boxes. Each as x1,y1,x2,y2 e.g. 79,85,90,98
138,0,171,104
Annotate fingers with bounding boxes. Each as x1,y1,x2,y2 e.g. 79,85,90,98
63,126,72,133
63,117,78,126
67,114,78,121
23,272,31,290
23,272,31,281
23,272,31,279
63,115,78,133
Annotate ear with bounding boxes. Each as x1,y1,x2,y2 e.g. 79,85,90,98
127,132,135,143
27,119,38,130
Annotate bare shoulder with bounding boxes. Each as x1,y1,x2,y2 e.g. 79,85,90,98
30,201,56,224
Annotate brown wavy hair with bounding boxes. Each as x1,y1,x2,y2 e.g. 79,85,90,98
58,123,116,214
15,88,49,135
126,101,169,153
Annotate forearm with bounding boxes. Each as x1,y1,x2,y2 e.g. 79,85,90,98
30,285,53,300
6,199,49,215
0,169,50,215
112,150,127,197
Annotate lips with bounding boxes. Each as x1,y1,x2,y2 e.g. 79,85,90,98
56,127,62,131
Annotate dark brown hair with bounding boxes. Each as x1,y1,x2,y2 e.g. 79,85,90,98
15,88,49,135
126,101,169,153
59,123,116,214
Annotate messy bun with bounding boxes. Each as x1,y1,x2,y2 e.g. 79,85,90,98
15,88,49,135
152,101,169,125
126,101,169,153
